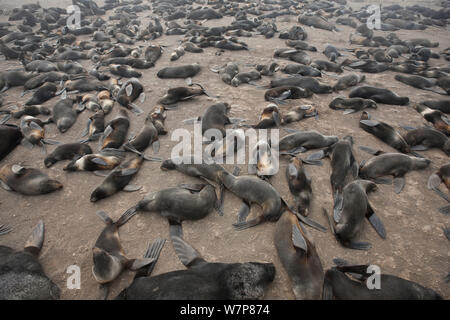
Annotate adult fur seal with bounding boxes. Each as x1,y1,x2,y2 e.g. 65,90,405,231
115,236,275,300
275,210,323,299
0,164,62,195
157,63,201,79
0,124,22,161
395,74,445,94
323,264,442,300
92,210,155,299
190,102,231,137
25,83,57,106
323,180,386,251
158,85,206,105
349,86,409,105
329,97,377,114
403,127,450,155
333,74,365,91
44,143,92,167
421,100,450,114
0,221,60,300
90,155,144,202
359,153,430,193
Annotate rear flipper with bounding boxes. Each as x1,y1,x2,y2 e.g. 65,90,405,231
0,224,12,235
171,234,206,268
439,205,450,215
306,150,326,161
169,219,183,239
129,103,143,115
115,207,139,227
233,215,265,231
237,200,251,223
134,238,166,279
24,220,44,256
292,223,308,252
294,211,327,232
178,183,206,192
333,191,343,223
393,176,405,194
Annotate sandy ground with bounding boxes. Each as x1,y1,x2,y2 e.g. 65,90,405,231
0,0,449,299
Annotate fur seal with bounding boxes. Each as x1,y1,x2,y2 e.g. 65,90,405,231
63,152,122,173
157,63,201,79
278,130,338,154
0,221,60,300
414,104,450,136
0,105,51,123
403,127,450,155
44,143,92,168
0,164,62,195
81,110,105,142
144,45,162,66
0,71,34,92
25,82,57,106
264,86,312,103
158,85,206,105
286,157,313,216
231,71,261,87
0,124,22,161
92,210,155,298
115,236,275,300
90,155,144,202
148,105,167,135
349,86,409,105
283,105,318,124
123,118,160,158
333,74,365,91
116,78,145,115
275,210,324,299
329,97,377,114
359,153,430,193
50,98,80,133
323,180,386,251
427,163,450,215
191,102,231,136
359,112,412,154
270,76,332,94
395,74,445,94
311,60,343,73
298,14,336,32
421,100,450,114
100,110,130,151
211,62,239,85
281,64,321,77
110,64,142,78
323,264,442,300
19,116,57,152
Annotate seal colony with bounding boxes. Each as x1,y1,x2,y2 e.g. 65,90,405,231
0,0,448,300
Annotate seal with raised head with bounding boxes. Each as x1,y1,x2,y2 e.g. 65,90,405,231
323,264,442,300
275,210,324,299
414,103,450,136
123,118,161,160
323,180,386,251
349,86,409,105
0,221,60,300
115,235,275,300
44,142,92,168
0,164,62,195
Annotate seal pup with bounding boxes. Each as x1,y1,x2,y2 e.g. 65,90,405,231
123,183,218,237
0,105,51,124
115,236,275,300
395,74,446,95
44,143,92,168
323,264,442,300
158,85,206,105
92,210,155,299
0,124,22,161
19,116,58,153
420,100,450,114
184,102,231,137
50,97,80,133
323,180,386,251
99,110,130,151
403,127,450,155
329,97,377,114
231,71,261,87
275,210,324,299
0,221,60,300
427,163,450,215
0,70,34,92
148,105,167,135
286,157,313,216
308,136,359,218
157,63,201,79
63,152,123,173
25,83,58,106
283,105,318,124
359,153,430,194
81,110,105,142
359,112,413,155
349,86,409,105
90,155,144,202
277,130,338,155
116,78,145,115
281,64,322,77
269,76,332,94
144,44,162,67
110,64,142,78
0,164,62,195
210,62,239,85
123,118,161,161
414,104,450,136
264,86,312,104
333,74,365,92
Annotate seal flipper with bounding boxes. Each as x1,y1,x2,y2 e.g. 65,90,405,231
96,211,114,225
171,235,207,268
443,227,450,242
123,184,142,192
393,176,405,194
0,180,12,191
359,145,383,155
322,275,334,300
360,119,380,127
292,223,308,252
24,220,44,256
0,224,12,235
293,210,327,232
373,176,393,185
178,183,206,192
115,207,139,227
233,215,265,230
333,191,343,223
366,203,386,239
345,241,372,251
237,199,251,223
335,265,371,280
134,239,166,279
307,150,326,161
410,145,428,151
93,171,110,177
99,284,109,300
12,164,26,175
427,174,442,190
91,158,108,166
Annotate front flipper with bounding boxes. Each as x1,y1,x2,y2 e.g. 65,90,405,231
169,219,183,239
393,176,405,194
91,157,108,166
0,224,12,235
237,199,251,223
359,145,383,155
24,220,44,256
233,215,265,230
366,203,386,239
427,173,442,190
360,119,380,127
292,223,308,252
286,146,307,154
93,170,110,177
343,109,356,115
373,176,393,185
307,150,326,161
128,257,156,271
294,211,327,232
336,264,371,280
152,140,160,153
0,180,12,191
171,235,206,268
410,144,428,151
123,184,142,192
322,275,334,300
